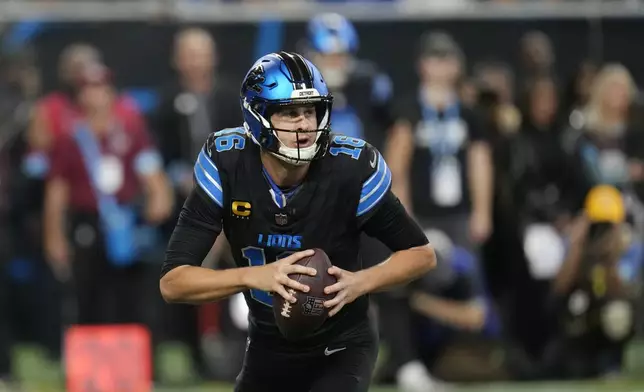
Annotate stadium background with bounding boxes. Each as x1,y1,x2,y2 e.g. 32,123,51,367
3,1,644,391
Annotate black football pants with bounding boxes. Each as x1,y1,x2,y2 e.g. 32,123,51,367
234,322,378,392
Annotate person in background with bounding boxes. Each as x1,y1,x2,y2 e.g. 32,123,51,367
43,64,173,324
302,12,394,151
0,51,33,389
153,27,239,202
27,43,143,165
504,75,580,360
0,47,77,389
564,60,598,120
152,27,240,379
544,185,641,379
517,30,557,96
387,30,493,251
26,43,102,159
511,75,572,230
374,227,499,389
382,31,494,392
562,63,644,204
152,26,239,266
473,61,521,137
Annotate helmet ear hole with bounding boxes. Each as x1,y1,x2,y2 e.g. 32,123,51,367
252,102,264,114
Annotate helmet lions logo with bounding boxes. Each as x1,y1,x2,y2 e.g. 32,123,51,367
244,65,265,93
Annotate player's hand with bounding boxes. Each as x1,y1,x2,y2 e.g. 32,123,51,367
246,249,317,303
323,266,367,317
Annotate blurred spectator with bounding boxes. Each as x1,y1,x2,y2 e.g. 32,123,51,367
407,229,492,370
518,31,557,97
375,227,495,387
387,30,493,245
0,49,61,389
562,63,644,198
511,75,573,229
473,61,521,136
43,64,173,324
544,186,640,379
503,75,580,359
153,27,239,201
25,43,142,179
382,30,494,392
26,44,101,156
302,12,394,150
564,60,599,119
152,27,239,379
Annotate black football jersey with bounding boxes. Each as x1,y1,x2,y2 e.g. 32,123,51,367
190,126,417,350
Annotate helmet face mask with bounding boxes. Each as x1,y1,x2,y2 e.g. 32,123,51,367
240,52,334,166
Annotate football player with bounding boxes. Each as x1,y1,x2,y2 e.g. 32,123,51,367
303,13,394,151
160,51,436,392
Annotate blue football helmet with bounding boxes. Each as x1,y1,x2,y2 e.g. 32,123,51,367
240,51,333,165
307,13,359,54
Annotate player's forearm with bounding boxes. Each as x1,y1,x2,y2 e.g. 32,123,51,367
160,265,250,304
468,142,493,217
410,292,485,331
358,245,436,294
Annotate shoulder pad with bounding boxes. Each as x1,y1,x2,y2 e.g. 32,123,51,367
326,134,391,217
195,127,246,208
204,127,248,158
327,133,369,162
355,142,391,217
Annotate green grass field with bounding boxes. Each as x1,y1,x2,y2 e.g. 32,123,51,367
11,343,644,392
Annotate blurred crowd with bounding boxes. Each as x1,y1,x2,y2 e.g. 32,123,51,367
0,8,643,392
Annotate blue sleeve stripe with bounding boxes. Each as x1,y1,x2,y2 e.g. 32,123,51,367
194,163,223,208
198,149,220,175
357,154,392,216
194,150,223,208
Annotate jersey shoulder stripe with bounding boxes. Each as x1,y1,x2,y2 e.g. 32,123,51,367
357,150,391,217
194,147,223,208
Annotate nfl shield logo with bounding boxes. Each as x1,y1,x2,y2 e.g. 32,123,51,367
275,213,288,226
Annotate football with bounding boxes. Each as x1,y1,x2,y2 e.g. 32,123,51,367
273,248,337,340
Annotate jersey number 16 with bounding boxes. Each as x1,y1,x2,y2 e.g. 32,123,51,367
329,135,366,160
